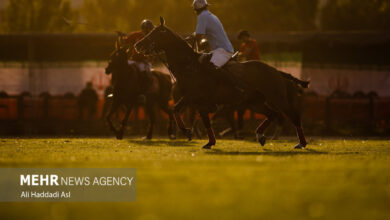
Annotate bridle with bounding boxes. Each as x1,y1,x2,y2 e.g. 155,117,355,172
140,36,177,83
156,52,176,83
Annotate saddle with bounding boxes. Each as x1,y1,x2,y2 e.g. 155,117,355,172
198,51,239,68
197,51,250,94
198,51,239,67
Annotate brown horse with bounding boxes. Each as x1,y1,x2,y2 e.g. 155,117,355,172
105,35,176,140
184,38,287,141
135,17,308,149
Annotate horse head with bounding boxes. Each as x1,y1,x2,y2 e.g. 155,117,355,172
135,17,191,56
105,33,129,75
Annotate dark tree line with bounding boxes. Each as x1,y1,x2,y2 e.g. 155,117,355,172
1,0,77,32
1,0,389,33
322,0,390,31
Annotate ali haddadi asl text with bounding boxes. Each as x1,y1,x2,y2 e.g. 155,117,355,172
20,191,70,199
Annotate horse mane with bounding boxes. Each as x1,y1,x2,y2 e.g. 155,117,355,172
163,26,197,56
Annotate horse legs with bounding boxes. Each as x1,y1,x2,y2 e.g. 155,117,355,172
173,97,192,140
221,107,242,139
237,108,245,131
159,101,176,140
279,104,307,149
117,105,132,140
188,108,202,139
227,109,243,140
212,106,239,139
199,110,216,149
144,102,156,140
295,126,307,149
286,113,307,149
256,119,271,146
255,106,278,146
106,100,121,138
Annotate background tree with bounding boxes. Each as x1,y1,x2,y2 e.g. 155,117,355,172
321,0,390,31
211,0,318,32
79,0,317,33
79,0,133,32
79,0,196,33
1,0,389,33
1,0,77,33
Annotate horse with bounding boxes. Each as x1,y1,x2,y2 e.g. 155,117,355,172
135,17,309,149
105,34,176,140
184,37,286,140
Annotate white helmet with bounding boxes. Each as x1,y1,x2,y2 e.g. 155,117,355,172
192,0,209,10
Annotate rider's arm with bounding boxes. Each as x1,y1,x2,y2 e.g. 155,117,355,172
195,34,206,46
124,33,136,45
238,41,255,59
239,47,254,58
195,13,207,45
124,32,143,52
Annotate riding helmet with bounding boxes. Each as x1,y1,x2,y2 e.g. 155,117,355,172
193,0,209,10
141,19,155,34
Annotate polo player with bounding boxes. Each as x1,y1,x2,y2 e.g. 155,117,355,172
124,20,158,94
192,0,246,93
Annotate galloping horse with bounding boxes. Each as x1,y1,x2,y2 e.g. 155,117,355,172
185,38,286,140
135,17,309,149
105,34,176,140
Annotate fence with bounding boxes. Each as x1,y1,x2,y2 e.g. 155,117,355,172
0,95,389,136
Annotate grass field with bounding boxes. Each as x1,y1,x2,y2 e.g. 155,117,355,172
0,137,390,220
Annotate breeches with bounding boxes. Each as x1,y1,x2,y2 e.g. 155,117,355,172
210,48,233,67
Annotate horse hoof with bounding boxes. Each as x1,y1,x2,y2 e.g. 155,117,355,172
115,131,124,140
183,128,192,141
257,134,266,146
202,142,215,149
294,143,306,149
169,134,176,140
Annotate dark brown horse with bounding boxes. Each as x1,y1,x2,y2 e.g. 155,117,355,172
135,17,309,149
184,38,286,141
105,35,176,140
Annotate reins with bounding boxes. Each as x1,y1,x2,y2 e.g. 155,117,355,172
156,52,176,83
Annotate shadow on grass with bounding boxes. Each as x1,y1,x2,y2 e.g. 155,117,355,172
127,139,197,147
205,148,328,156
205,148,360,156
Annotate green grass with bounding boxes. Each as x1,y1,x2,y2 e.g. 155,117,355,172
0,137,390,220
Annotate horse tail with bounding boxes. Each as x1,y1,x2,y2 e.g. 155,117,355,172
278,71,309,88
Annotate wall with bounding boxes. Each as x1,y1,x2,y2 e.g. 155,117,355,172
0,62,110,97
302,66,390,96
